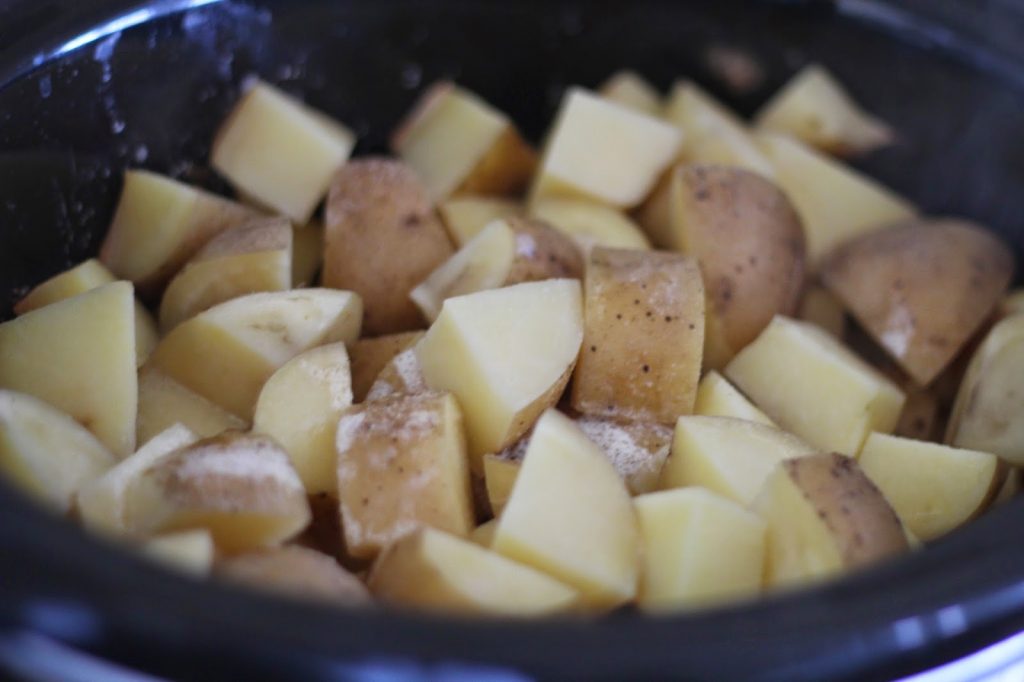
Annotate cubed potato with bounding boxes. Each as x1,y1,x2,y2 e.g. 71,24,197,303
78,424,198,537
291,221,324,287
128,431,310,552
136,367,247,446
0,281,138,456
369,527,578,616
417,280,583,468
100,170,259,294
660,416,816,506
364,346,428,402
598,70,662,115
725,316,905,455
438,196,521,247
638,165,805,368
859,432,1002,541
529,199,651,253
483,452,521,516
0,390,115,513
471,519,499,547
253,343,352,496
571,248,704,424
335,391,474,559
14,258,159,367
635,488,765,611
693,371,774,426
755,132,916,268
754,64,893,156
946,315,1024,464
529,87,681,209
139,529,215,576
212,80,355,223
799,284,846,338
821,219,1014,386
574,416,672,495
493,410,640,607
392,82,537,199
218,545,370,605
159,217,293,331
348,332,423,402
322,158,454,335
148,289,362,420
755,453,908,588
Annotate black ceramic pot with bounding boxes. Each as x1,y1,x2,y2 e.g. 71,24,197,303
1,1,1023,680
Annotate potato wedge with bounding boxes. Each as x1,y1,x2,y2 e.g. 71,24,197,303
635,488,765,611
821,219,1014,386
218,545,370,605
529,87,681,208
0,281,137,456
136,367,247,446
571,248,704,424
0,390,115,513
598,70,662,116
693,371,774,426
529,199,651,253
493,410,640,606
416,279,583,468
660,416,816,506
292,220,324,287
392,82,537,199
725,316,905,455
364,346,428,401
335,391,473,559
212,80,355,223
438,196,521,247
322,158,453,335
149,289,361,420
859,432,1002,540
574,416,673,495
370,527,577,616
253,343,352,495
799,284,846,338
139,529,215,576
755,453,908,588
348,332,423,402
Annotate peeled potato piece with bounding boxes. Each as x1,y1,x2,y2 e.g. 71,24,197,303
370,527,578,616
139,529,215,577
859,433,1002,541
598,70,662,116
821,219,1014,386
529,199,651,253
438,196,521,247
756,453,908,588
0,390,115,513
694,371,774,426
574,416,673,495
136,367,247,446
348,332,424,403
218,545,370,605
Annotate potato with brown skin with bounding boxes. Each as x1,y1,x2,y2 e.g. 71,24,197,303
821,219,1014,386
217,545,370,605
503,216,584,284
322,159,454,335
348,332,424,402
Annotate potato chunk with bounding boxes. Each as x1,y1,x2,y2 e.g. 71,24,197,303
253,343,352,495
348,332,423,402
438,196,521,247
859,433,1002,541
392,82,537,199
529,88,681,208
574,416,672,495
694,371,774,426
212,80,355,223
635,488,765,611
0,281,137,456
417,279,583,468
140,529,214,576
529,199,651,253
159,217,293,331
149,289,362,420
482,452,521,515
218,545,370,605
755,453,908,588
725,316,905,455
370,527,578,616
493,410,640,607
599,70,662,116
136,367,247,446
571,248,704,424
100,170,258,294
335,391,473,559
322,159,454,335
0,390,115,513
821,219,1014,386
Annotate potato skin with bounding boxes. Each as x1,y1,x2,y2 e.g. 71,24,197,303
503,216,584,284
323,159,454,335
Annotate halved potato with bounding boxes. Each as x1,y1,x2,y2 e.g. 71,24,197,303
483,452,522,516
574,416,673,495
529,199,651,253
725,316,905,456
369,527,578,616
660,416,816,506
755,452,908,588
218,545,370,605
598,70,662,115
0,390,115,513
348,332,423,402
136,367,247,446
292,220,324,287
322,158,454,335
571,248,704,424
635,488,765,611
859,432,1002,541
364,346,428,401
139,529,215,576
416,279,583,468
335,391,474,559
212,80,355,223
0,281,137,456
821,219,1014,386
438,196,520,247
693,371,774,426
799,284,846,338
493,410,640,607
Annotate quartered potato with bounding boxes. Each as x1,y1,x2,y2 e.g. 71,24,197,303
693,371,773,425
598,70,662,115
529,198,651,253
218,545,370,605
139,529,215,577
348,331,424,402
136,367,247,446
438,196,521,247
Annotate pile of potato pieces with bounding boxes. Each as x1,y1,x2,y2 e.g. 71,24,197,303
0,63,1020,617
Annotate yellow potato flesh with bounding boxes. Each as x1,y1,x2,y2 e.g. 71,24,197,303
135,367,247,446
529,199,651,253
694,371,774,426
471,519,499,547
598,70,662,116
438,196,521,247
218,545,370,605
483,453,521,515
139,529,215,577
